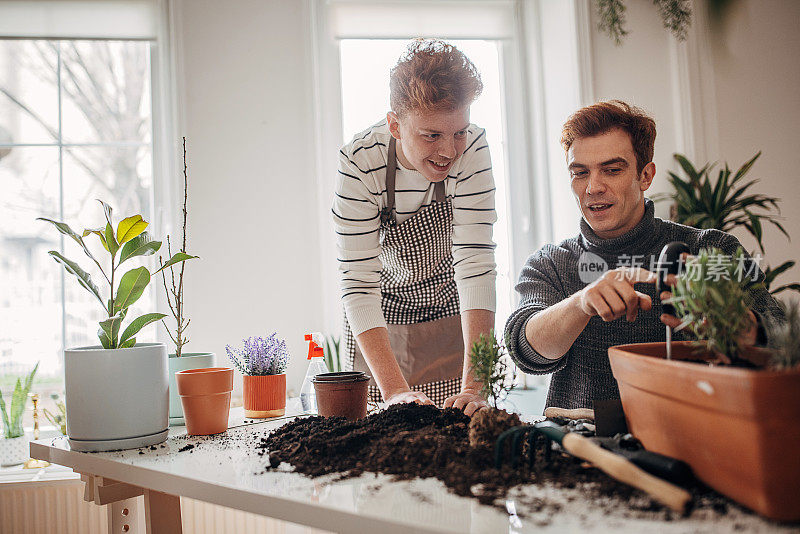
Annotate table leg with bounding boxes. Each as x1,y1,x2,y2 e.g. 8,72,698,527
144,489,182,534
108,496,141,533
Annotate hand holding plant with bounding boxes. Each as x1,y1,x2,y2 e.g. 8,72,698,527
39,200,196,349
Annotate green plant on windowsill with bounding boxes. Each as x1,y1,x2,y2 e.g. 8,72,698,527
654,151,800,296
38,200,197,349
43,393,67,435
324,334,341,373
0,363,38,439
468,330,516,408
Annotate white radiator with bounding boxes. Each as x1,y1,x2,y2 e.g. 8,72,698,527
0,479,330,534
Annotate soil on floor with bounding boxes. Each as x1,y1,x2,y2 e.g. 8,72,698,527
258,403,753,521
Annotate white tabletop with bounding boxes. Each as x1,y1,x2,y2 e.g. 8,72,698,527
29,406,793,534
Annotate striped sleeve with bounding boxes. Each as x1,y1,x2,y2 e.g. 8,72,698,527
333,144,386,336
452,128,497,312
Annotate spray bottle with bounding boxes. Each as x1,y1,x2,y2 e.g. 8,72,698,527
300,332,330,413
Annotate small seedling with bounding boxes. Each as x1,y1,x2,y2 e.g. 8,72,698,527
468,330,515,408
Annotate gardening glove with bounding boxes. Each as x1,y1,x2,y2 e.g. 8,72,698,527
385,390,435,407
443,389,488,417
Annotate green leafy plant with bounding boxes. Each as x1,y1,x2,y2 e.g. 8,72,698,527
324,334,341,372
597,0,691,45
668,248,758,364
161,138,198,357
39,200,196,349
654,152,799,295
0,363,38,439
43,393,67,435
768,300,800,370
468,330,515,408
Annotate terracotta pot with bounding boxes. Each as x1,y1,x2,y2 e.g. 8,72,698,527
243,374,286,418
175,367,233,436
313,371,370,421
609,341,800,521
168,352,216,426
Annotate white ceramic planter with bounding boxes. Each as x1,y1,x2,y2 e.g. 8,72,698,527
65,343,168,452
0,435,29,466
168,352,215,425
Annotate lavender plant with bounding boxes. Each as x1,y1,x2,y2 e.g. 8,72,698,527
226,334,289,376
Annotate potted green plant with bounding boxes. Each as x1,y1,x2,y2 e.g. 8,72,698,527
226,334,289,418
654,152,800,295
608,248,800,521
39,201,193,451
0,363,38,466
162,138,210,426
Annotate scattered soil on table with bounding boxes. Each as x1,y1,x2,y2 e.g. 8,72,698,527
259,403,761,523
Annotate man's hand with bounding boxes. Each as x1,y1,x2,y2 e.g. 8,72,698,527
443,388,488,417
659,273,759,346
385,390,435,406
578,267,657,322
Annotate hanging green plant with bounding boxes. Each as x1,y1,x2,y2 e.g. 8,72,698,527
597,0,692,45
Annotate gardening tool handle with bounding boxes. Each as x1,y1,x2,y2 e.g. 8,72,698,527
656,242,691,316
562,432,691,514
543,407,595,421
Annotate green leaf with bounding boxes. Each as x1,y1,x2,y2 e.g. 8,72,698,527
119,338,137,349
119,313,167,346
116,215,148,245
97,199,114,228
97,327,113,349
99,311,127,349
119,232,162,264
47,251,105,307
114,267,150,313
105,223,119,257
82,227,109,252
153,252,198,275
37,218,98,263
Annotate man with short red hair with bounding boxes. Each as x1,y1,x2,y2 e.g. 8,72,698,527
504,100,782,411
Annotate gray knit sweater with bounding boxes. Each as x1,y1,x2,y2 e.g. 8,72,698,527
504,199,784,410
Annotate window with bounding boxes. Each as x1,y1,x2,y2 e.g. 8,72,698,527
339,39,514,336
0,1,168,426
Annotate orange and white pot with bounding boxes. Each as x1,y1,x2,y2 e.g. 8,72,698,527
243,374,286,418
175,367,233,435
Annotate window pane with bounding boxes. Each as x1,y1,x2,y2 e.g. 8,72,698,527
0,40,59,144
0,146,61,387
339,39,513,336
60,41,152,144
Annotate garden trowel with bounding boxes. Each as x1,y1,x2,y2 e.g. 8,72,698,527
656,242,690,360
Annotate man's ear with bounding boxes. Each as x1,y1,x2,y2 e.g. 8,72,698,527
387,111,402,139
639,161,656,191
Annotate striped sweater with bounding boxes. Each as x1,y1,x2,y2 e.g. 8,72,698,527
333,120,497,336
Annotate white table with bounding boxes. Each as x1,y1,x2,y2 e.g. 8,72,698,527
30,407,792,534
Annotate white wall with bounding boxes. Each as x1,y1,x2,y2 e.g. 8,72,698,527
585,0,800,295
174,0,322,393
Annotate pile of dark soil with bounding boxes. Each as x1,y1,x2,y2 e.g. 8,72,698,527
258,403,754,521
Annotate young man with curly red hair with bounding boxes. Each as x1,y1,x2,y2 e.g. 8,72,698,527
333,40,497,416
504,100,783,411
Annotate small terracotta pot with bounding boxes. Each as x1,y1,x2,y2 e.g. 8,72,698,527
243,374,286,418
609,342,800,521
313,371,370,421
175,367,233,436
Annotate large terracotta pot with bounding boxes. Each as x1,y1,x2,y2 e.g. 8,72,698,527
243,374,286,418
175,367,233,436
609,341,800,521
313,371,369,421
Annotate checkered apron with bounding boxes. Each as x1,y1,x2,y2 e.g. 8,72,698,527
343,137,464,406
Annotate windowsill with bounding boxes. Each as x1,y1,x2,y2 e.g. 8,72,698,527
0,462,79,486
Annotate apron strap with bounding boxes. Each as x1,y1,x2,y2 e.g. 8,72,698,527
434,180,445,203
383,137,398,224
